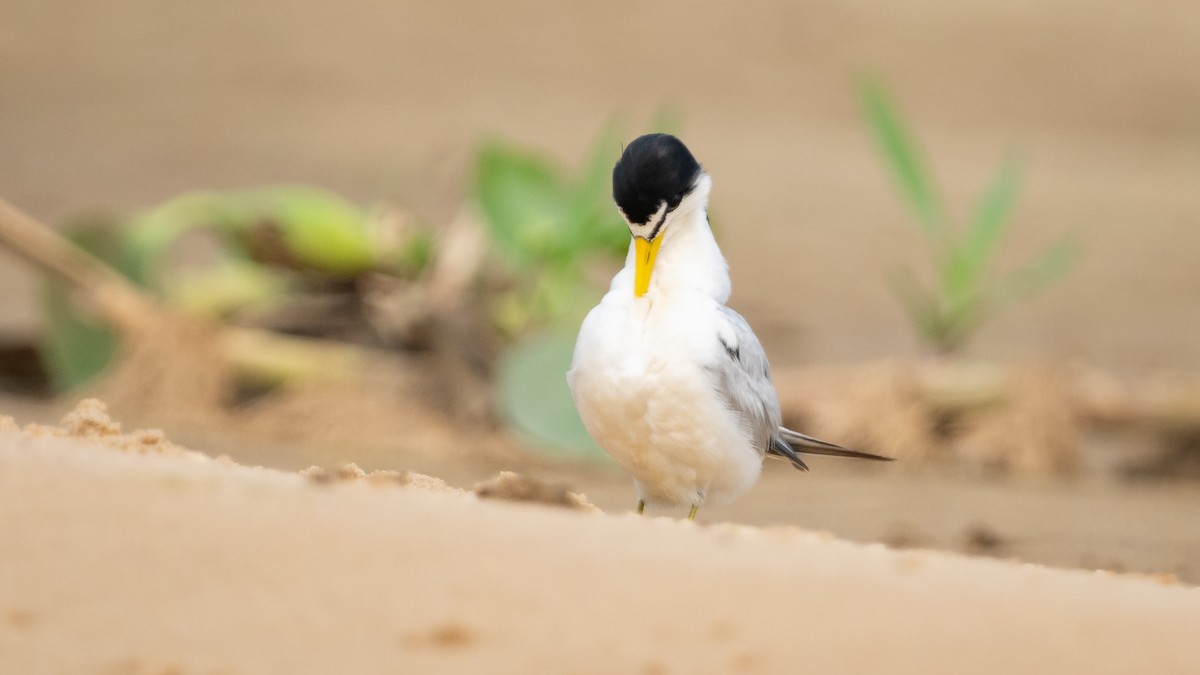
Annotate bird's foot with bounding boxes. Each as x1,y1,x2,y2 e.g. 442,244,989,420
636,499,645,515
687,504,699,521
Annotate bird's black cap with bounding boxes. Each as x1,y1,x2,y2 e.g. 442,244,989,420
612,133,702,227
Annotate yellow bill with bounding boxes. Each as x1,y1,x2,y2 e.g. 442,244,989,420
634,236,663,298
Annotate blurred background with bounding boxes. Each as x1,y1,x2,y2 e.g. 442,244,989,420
1,1,1198,579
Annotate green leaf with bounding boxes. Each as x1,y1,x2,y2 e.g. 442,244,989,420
475,141,572,264
476,117,687,337
495,332,605,458
965,155,1023,270
939,157,1022,313
568,119,643,261
124,187,378,283
257,187,375,275
393,228,436,277
573,120,622,209
122,191,233,285
567,119,627,257
858,75,946,242
994,235,1080,303
41,282,119,390
39,220,127,390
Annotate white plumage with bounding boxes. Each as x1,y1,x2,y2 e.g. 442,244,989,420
569,175,764,507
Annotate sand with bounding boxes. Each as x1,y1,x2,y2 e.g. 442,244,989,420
1,405,1197,674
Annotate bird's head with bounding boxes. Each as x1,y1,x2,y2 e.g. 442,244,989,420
612,133,708,297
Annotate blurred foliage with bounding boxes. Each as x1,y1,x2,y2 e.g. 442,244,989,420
476,117,675,456
495,333,600,457
41,222,128,391
42,187,431,390
40,119,666,461
858,76,1080,354
121,187,429,285
474,124,630,337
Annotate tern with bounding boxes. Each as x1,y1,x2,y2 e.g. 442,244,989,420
568,133,892,520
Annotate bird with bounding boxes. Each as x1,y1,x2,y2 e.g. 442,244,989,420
567,133,892,520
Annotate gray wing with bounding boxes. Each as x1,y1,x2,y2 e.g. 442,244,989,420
706,306,789,463
707,307,894,471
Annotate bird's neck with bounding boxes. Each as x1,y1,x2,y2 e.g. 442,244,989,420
630,206,731,304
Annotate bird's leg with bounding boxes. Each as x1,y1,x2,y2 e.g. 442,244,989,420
636,499,645,515
687,504,699,521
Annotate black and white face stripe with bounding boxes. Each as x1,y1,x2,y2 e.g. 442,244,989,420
613,134,702,239
622,201,668,240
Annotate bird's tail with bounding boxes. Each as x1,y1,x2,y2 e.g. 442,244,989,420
768,427,894,471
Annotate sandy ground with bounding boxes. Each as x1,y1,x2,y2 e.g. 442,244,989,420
0,425,1195,674
2,406,1199,674
7,391,1200,586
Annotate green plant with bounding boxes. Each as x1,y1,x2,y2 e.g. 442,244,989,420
39,222,128,391
474,124,631,337
41,187,431,389
858,77,1079,354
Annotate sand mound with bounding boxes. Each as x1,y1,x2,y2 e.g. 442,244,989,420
9,398,207,461
473,470,599,512
301,462,463,492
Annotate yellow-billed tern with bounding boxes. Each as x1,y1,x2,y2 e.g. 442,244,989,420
568,133,892,520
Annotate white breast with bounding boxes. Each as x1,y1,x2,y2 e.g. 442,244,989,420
567,285,763,507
